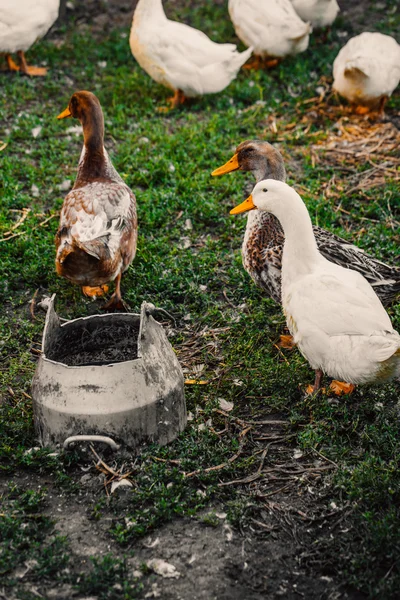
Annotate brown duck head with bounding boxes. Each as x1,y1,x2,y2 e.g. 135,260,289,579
57,91,105,153
212,140,286,183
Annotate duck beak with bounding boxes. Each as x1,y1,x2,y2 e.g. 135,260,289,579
212,153,239,176
57,107,72,119
230,194,256,215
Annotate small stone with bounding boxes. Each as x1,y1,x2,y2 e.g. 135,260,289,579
80,474,92,484
31,184,39,197
58,180,72,192
168,163,175,173
179,237,191,249
31,126,42,139
97,61,107,68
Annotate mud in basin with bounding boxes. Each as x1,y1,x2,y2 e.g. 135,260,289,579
46,314,140,366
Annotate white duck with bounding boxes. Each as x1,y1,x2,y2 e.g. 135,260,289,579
333,32,400,113
0,0,60,76
230,180,400,394
129,0,253,108
228,0,311,68
290,0,339,29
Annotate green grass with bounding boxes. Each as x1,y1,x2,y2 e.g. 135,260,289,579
0,0,399,597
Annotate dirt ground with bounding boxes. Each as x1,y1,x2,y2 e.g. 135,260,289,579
2,1,394,599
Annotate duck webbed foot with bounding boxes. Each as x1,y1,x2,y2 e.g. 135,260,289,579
242,54,263,70
157,89,186,112
5,54,20,72
329,380,355,396
102,274,129,312
18,51,48,76
278,334,296,349
82,284,109,299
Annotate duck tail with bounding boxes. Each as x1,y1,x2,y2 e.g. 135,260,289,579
290,22,312,42
227,45,253,74
197,46,253,95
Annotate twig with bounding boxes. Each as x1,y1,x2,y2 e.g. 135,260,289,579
149,456,182,465
184,427,250,478
90,445,120,477
312,447,338,468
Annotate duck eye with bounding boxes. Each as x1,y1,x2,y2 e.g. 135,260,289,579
262,188,268,192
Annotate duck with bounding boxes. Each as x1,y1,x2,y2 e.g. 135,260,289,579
212,140,400,312
129,0,253,109
228,0,311,68
290,0,339,29
0,0,60,76
230,179,400,393
333,32,400,114
56,91,137,311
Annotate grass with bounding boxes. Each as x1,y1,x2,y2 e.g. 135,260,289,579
0,0,399,597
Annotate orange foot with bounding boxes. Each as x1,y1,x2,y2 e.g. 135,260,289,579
157,89,186,112
22,65,48,77
306,384,326,396
264,58,279,69
243,55,263,70
6,55,20,72
278,334,296,350
354,105,370,115
329,380,355,396
82,284,109,299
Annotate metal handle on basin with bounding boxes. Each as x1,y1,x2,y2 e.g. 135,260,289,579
63,435,121,451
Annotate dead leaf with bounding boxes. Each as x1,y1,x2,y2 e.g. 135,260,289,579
218,398,234,412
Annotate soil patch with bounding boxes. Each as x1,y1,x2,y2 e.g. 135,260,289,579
48,315,140,366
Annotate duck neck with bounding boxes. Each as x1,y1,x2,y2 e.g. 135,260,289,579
134,0,166,21
273,193,321,283
247,154,286,229
76,107,108,183
254,154,286,183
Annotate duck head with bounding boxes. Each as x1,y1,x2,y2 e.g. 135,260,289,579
57,91,105,149
230,179,294,215
212,140,286,182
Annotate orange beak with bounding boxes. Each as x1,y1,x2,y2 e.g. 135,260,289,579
230,194,256,215
211,153,240,176
57,107,72,119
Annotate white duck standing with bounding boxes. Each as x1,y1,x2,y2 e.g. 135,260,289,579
230,180,400,394
333,32,400,114
129,0,253,109
228,0,311,68
290,0,339,29
0,0,60,76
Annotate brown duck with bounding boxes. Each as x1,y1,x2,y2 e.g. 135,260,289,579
56,91,137,310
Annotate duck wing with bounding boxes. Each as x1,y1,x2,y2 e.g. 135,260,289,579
58,183,137,262
314,226,400,306
286,269,394,339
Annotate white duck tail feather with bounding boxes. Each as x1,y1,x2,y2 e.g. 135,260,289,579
167,46,253,96
367,333,400,363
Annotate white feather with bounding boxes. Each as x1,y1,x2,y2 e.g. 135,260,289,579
228,0,311,58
